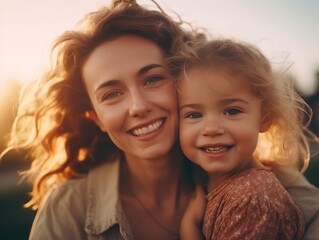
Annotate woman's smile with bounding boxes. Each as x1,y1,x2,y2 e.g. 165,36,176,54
130,118,165,137
83,35,178,160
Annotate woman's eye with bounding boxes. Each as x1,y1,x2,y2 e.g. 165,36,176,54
101,91,122,101
185,112,202,119
225,108,242,116
144,75,165,85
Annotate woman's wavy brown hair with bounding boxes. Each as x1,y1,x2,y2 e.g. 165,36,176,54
4,0,195,209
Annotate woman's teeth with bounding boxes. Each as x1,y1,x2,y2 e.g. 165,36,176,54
204,146,228,153
132,120,163,136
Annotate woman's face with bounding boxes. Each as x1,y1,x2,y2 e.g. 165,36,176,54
82,35,178,161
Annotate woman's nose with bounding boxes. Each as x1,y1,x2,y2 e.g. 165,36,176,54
128,90,152,117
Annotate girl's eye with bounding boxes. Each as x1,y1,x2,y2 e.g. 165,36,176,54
185,112,202,119
144,75,165,85
225,108,242,116
101,91,122,101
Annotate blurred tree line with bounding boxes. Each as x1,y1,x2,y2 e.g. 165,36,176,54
0,81,36,239
0,73,319,239
302,72,319,188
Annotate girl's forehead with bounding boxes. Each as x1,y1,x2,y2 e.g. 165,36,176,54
185,65,247,84
181,65,256,95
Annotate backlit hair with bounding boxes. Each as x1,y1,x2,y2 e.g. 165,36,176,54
4,0,195,209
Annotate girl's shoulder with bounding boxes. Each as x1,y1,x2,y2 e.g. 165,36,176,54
205,168,304,239
208,168,297,210
228,168,288,200
209,168,280,198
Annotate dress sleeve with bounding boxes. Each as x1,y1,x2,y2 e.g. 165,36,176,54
29,180,86,240
211,194,303,240
272,165,319,240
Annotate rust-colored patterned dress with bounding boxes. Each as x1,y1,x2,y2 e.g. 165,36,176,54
203,168,304,240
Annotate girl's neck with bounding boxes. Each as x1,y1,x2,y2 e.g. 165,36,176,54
207,158,262,192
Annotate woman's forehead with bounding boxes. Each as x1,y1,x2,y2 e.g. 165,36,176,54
82,35,166,93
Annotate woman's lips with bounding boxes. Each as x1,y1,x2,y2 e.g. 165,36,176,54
131,118,164,136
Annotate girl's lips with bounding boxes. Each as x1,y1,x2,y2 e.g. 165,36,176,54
130,118,165,136
199,145,233,153
203,146,228,153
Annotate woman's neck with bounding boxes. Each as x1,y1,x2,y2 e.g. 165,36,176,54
121,148,188,202
119,150,193,240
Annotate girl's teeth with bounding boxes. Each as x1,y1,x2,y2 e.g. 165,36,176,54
132,120,163,136
205,146,228,152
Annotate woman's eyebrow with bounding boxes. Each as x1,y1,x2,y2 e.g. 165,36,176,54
95,79,120,94
138,64,163,75
94,64,164,94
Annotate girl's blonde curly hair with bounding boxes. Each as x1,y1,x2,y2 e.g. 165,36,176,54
176,39,318,172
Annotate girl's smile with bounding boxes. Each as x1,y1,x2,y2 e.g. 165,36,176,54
179,67,267,184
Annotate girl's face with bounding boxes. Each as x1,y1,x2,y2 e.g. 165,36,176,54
82,35,178,161
178,68,268,185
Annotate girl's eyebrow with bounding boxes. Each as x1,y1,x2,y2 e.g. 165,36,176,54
179,98,249,111
221,98,249,105
94,64,164,94
179,103,202,111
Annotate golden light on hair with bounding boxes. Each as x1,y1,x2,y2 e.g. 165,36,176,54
78,148,87,161
85,111,91,119
254,132,275,163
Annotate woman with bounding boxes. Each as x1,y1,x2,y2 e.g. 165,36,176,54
5,0,319,239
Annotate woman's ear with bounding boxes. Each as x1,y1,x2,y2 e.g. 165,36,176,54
260,113,272,133
85,110,106,132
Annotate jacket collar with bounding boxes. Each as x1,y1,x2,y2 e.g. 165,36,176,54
84,159,131,236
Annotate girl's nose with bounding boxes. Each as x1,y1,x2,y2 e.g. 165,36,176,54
128,90,152,117
202,119,225,137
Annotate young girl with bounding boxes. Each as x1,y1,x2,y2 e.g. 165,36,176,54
177,39,317,239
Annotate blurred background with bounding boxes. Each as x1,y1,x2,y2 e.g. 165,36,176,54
1,0,318,239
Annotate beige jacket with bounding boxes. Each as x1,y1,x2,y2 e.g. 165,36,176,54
29,159,133,240
29,159,319,240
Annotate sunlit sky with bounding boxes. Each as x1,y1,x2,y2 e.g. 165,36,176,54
1,0,319,95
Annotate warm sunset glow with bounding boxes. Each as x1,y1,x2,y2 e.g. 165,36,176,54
1,0,319,96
